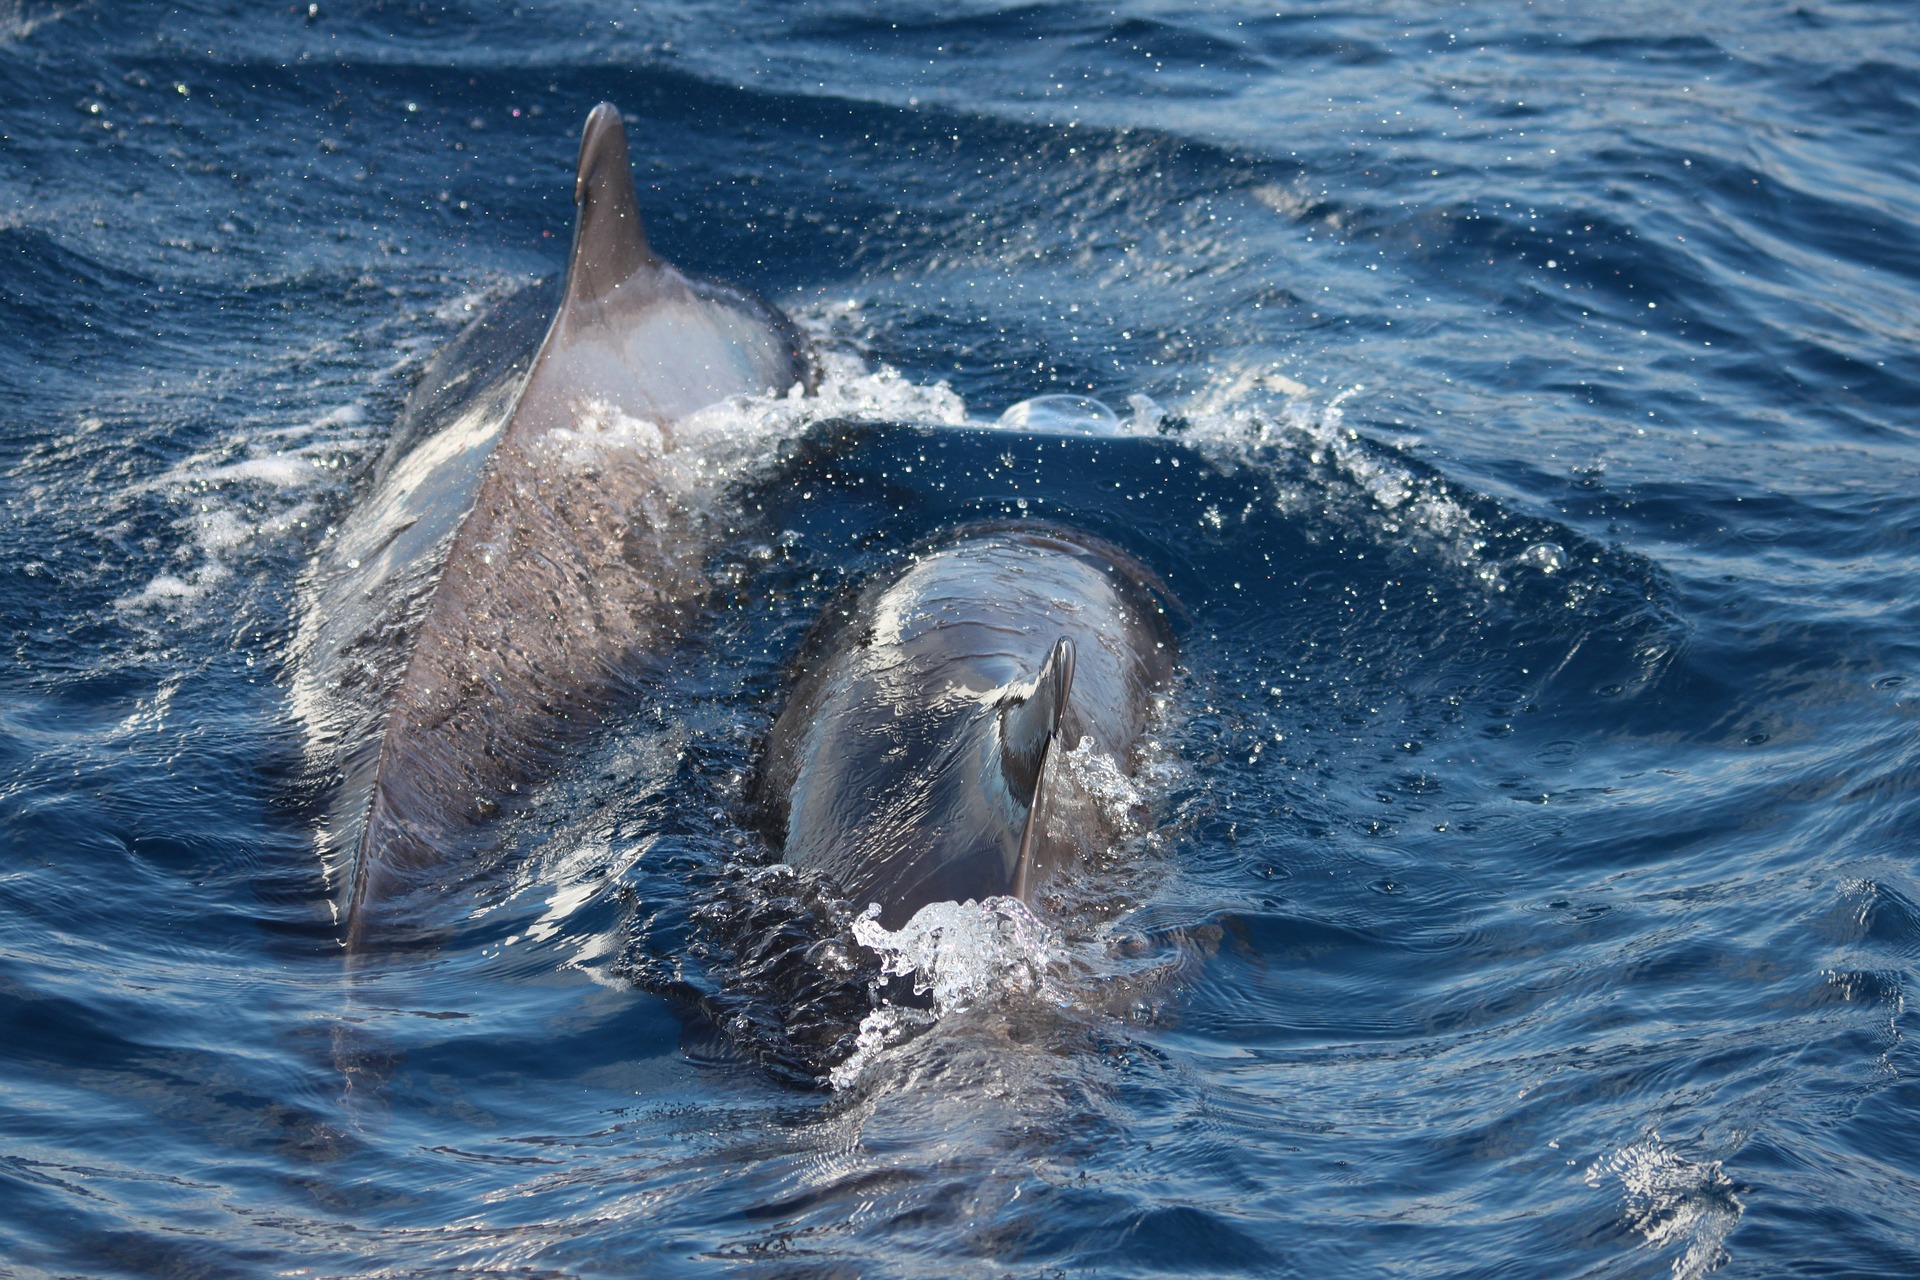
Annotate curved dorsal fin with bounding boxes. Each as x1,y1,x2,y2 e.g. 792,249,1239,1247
566,103,660,308
1000,637,1075,802
1004,637,1075,902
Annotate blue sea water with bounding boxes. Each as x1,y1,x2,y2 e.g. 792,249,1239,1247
4,1,1920,1276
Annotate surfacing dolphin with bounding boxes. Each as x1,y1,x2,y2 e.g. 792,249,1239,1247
294,103,811,949
755,525,1177,929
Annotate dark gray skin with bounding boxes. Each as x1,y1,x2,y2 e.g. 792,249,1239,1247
756,526,1177,929
293,104,811,949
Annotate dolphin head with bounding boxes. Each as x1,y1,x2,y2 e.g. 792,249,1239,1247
759,527,1174,928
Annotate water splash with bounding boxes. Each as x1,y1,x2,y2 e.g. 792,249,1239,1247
1056,734,1150,837
1585,1134,1742,1278
830,897,1068,1089
1168,385,1556,592
115,402,371,613
125,313,967,622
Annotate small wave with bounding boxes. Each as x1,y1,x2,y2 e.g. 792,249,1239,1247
0,3,71,45
114,402,371,614
1175,381,1518,587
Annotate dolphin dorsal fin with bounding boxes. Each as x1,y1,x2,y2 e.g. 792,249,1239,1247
500,102,806,443
566,103,660,308
1004,637,1075,902
1000,637,1076,803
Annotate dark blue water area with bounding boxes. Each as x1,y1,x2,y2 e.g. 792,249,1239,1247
4,1,1920,1276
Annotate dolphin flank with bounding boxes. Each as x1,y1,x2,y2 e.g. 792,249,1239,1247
293,104,811,948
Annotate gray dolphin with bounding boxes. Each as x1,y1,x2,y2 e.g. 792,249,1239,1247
755,525,1177,929
294,103,811,948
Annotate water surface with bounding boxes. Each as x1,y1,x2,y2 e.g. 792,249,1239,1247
3,2,1919,1276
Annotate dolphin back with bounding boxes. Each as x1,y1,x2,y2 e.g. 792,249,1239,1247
294,104,810,948
758,526,1177,928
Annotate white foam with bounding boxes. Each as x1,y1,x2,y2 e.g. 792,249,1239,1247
1171,381,1512,584
117,565,229,610
1585,1134,1742,1279
193,454,319,487
0,3,73,45
786,348,971,426
541,347,975,523
545,398,669,465
124,291,978,621
1057,735,1148,836
831,896,1068,1089
118,398,374,614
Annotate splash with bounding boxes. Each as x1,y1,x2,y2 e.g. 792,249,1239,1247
1585,1134,1742,1278
660,349,970,494
124,301,968,622
852,896,1066,1008
1056,734,1149,836
829,897,1068,1089
115,402,370,613
919,368,1610,608
1165,381,1535,589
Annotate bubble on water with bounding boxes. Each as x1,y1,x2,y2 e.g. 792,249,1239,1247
991,393,1121,436
1517,541,1568,573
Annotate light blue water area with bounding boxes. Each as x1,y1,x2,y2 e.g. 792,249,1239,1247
3,2,1919,1276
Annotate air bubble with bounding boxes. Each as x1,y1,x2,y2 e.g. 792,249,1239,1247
1518,541,1567,573
993,394,1121,436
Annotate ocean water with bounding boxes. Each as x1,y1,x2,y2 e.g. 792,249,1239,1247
4,1,1920,1276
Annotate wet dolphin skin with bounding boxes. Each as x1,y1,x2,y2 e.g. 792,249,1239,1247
293,104,811,948
757,525,1177,929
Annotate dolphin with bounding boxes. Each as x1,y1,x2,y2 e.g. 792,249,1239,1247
754,525,1177,929
293,103,811,949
